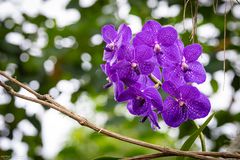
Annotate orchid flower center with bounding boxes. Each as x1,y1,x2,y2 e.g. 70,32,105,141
178,100,185,107
181,62,189,72
136,96,142,100
136,96,146,106
131,62,140,75
154,43,161,53
131,62,138,68
105,42,115,52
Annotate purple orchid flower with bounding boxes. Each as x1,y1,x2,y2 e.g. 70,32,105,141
100,20,211,130
101,24,132,64
118,86,163,129
133,20,178,66
112,45,155,86
162,43,206,87
161,81,211,127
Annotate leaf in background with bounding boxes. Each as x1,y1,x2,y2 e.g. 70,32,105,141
177,113,215,160
210,79,218,93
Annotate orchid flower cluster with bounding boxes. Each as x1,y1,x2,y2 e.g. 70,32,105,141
101,20,211,129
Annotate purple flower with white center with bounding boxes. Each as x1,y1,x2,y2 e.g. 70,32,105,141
133,20,178,66
161,81,211,127
101,24,132,64
100,20,211,130
118,86,163,129
162,43,206,87
112,45,155,86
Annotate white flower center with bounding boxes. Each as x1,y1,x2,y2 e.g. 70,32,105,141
131,62,138,68
181,62,189,71
179,100,185,107
154,43,161,53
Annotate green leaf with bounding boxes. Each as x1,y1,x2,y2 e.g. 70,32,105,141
210,79,218,93
94,157,121,160
177,113,215,160
191,121,206,151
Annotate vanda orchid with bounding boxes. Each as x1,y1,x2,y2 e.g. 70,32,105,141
101,20,211,129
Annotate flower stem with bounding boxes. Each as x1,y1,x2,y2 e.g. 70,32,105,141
192,121,206,151
148,73,162,88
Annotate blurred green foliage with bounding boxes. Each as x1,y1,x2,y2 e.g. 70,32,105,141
0,0,240,159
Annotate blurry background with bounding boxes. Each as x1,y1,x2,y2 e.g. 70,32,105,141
0,0,240,159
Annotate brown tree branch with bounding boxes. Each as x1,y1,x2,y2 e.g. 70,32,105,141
124,153,172,160
125,151,240,160
1,71,240,160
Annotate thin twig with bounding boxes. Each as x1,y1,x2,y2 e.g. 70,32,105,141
213,0,218,14
123,152,172,160
0,71,46,100
190,0,198,43
1,71,240,159
183,0,190,31
125,151,240,160
223,0,227,91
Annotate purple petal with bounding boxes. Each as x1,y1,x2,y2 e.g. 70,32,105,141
142,20,161,34
122,72,140,86
176,39,184,52
109,54,118,65
162,81,179,98
117,88,135,102
156,51,167,66
162,96,188,127
123,45,135,62
112,60,131,78
163,44,182,64
137,66,162,88
135,45,154,62
144,87,163,112
116,44,133,61
114,81,124,101
162,67,173,81
152,66,162,80
113,61,139,84
183,44,202,62
103,50,114,62
118,24,132,44
110,73,118,82
184,61,206,84
148,111,160,129
129,81,142,89
178,85,200,100
139,61,154,75
126,101,134,114
101,63,116,80
136,75,154,89
162,66,186,87
158,26,178,46
133,31,155,47
101,24,117,43
186,93,211,120
137,75,150,89
128,99,150,116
